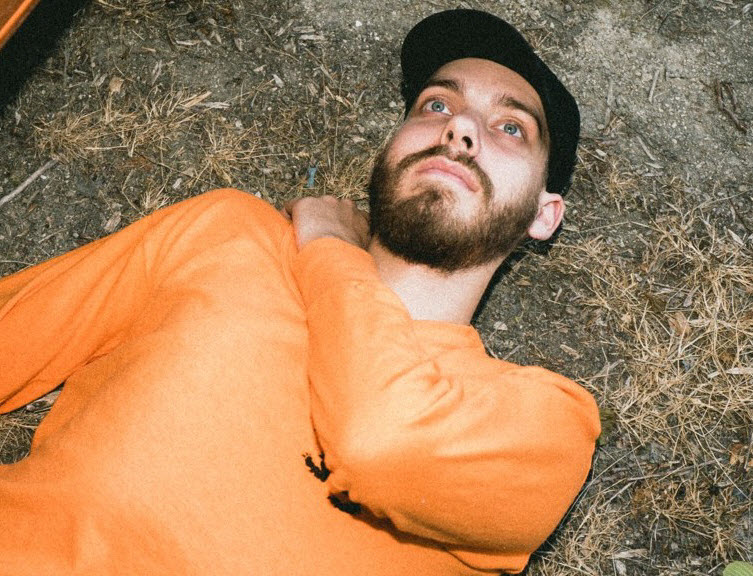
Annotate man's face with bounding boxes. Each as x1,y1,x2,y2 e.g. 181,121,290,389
368,58,551,272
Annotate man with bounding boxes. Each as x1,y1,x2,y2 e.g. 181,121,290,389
0,9,599,576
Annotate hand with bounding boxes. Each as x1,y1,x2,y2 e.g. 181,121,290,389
282,195,370,251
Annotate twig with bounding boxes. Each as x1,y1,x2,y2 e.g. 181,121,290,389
95,0,127,10
648,66,662,103
713,80,749,134
743,429,753,474
636,135,659,163
253,17,298,62
0,160,57,209
604,79,614,128
730,201,753,234
37,228,65,243
576,152,602,197
658,4,682,32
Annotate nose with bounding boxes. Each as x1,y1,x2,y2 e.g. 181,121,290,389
441,114,480,157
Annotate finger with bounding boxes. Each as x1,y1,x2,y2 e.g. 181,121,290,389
358,215,371,246
355,205,369,220
283,198,300,217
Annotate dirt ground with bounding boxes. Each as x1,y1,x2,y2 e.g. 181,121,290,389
1,0,751,574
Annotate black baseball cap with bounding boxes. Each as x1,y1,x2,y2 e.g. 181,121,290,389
400,9,580,197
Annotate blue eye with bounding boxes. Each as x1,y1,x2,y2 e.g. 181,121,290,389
424,99,450,114
501,123,522,138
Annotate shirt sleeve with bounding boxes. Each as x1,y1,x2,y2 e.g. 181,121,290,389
292,237,601,572
0,188,266,413
0,220,157,412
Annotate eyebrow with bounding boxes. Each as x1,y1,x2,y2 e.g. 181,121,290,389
421,77,461,93
419,77,547,141
495,95,546,141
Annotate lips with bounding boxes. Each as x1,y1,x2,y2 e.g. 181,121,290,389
414,156,481,193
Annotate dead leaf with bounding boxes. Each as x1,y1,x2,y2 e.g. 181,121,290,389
108,76,124,95
103,211,122,234
612,549,648,559
181,91,212,108
645,292,667,313
730,443,746,466
560,344,581,359
725,367,753,376
669,310,691,337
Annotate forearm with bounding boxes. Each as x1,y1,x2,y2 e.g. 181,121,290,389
293,237,600,565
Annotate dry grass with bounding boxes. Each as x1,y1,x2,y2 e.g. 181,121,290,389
523,148,753,573
31,45,385,212
0,412,39,463
0,389,59,464
528,483,626,575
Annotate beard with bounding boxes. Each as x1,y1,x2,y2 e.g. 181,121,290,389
368,144,541,273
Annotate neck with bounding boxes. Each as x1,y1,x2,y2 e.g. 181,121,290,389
368,239,503,325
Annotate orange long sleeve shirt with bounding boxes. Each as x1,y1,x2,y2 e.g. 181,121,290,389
0,189,599,575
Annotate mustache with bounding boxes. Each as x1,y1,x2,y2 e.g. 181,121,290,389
393,145,494,200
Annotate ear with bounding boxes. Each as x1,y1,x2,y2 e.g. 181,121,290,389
527,190,565,241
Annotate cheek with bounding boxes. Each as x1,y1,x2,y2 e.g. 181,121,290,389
386,123,440,162
484,157,543,202
485,155,527,181
483,145,546,185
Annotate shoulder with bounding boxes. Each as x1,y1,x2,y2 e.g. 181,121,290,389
169,188,289,239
